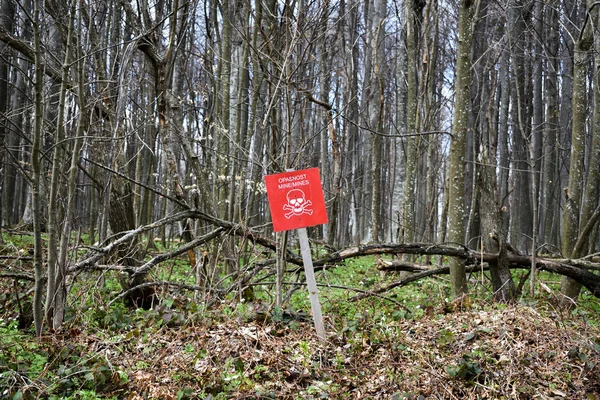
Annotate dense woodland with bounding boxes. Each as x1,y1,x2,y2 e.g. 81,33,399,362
3,0,600,398
1,0,600,331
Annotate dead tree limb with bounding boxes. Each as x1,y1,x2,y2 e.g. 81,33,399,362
183,214,600,299
68,210,201,272
350,247,600,300
0,272,35,281
132,228,224,277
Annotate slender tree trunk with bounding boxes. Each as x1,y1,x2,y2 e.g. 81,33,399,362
47,0,81,329
542,1,560,247
31,0,45,336
447,0,475,299
559,0,578,224
4,2,32,227
45,1,77,328
0,0,15,236
509,0,532,254
346,0,361,245
582,6,600,256
371,0,386,243
560,0,597,304
497,35,511,235
401,0,420,245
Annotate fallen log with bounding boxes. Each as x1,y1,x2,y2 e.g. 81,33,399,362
185,214,600,299
61,206,600,301
351,246,600,300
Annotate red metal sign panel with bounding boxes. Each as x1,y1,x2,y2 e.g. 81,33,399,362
264,168,328,232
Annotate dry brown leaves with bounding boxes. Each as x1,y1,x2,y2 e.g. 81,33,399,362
74,304,599,399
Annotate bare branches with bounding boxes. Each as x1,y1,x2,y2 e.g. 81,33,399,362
0,271,34,281
133,228,224,277
68,210,201,273
348,245,600,300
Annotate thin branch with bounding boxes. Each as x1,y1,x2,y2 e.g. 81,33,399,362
68,210,201,272
0,272,35,281
108,280,203,307
133,228,224,277
82,157,189,209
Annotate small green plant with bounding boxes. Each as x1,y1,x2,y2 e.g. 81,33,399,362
219,356,248,393
49,390,118,400
176,387,195,400
437,329,455,346
446,352,483,381
0,320,48,377
90,302,133,331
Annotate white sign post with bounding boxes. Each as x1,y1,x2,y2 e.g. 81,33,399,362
297,227,325,341
264,168,328,341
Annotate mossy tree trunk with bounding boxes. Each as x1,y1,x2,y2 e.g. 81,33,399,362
447,0,475,299
560,1,600,306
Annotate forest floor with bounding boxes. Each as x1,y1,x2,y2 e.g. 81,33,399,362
5,298,599,400
2,236,600,399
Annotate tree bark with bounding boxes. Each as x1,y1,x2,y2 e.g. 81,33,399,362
477,7,515,301
508,0,533,254
401,0,420,246
0,0,15,235
370,0,386,243
31,0,45,336
560,0,596,304
45,0,77,330
447,0,475,298
541,1,560,247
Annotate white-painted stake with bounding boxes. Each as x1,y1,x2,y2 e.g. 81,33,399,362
264,168,328,341
297,227,325,341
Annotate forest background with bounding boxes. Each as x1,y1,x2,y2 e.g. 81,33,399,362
1,0,600,398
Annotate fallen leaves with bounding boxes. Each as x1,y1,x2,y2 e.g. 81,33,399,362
28,303,600,399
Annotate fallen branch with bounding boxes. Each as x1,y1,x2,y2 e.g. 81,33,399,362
350,248,600,300
377,259,431,272
68,210,206,273
132,228,224,277
313,243,471,267
108,280,204,307
182,216,600,299
0,255,33,261
0,272,35,281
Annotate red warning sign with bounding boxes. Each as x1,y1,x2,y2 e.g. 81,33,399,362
264,168,328,232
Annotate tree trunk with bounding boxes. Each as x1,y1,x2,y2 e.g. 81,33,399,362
508,0,533,254
541,1,560,247
476,2,515,302
46,0,76,330
560,0,597,305
371,0,386,243
0,0,15,236
31,0,45,336
4,2,32,227
583,6,600,257
447,0,475,299
401,0,420,246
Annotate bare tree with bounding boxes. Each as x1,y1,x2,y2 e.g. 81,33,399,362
447,0,476,299
560,0,600,305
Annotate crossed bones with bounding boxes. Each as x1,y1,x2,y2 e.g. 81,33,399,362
283,189,313,219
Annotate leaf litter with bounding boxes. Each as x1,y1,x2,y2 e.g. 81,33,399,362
43,303,600,399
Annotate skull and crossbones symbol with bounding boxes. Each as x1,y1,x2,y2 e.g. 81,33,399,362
283,189,313,219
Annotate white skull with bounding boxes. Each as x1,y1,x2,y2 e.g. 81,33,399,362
283,189,313,219
287,189,306,211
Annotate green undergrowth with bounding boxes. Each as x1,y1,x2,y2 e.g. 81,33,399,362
1,235,600,398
